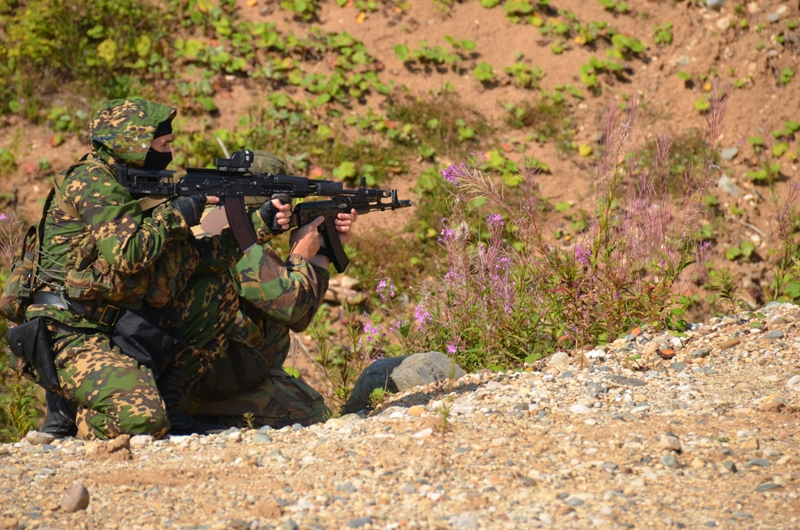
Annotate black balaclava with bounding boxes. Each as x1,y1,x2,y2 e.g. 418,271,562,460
143,120,173,170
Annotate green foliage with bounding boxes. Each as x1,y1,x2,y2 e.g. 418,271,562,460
780,68,795,85
579,56,625,94
504,62,546,89
474,62,497,83
502,96,575,154
0,148,16,174
653,22,673,46
280,0,320,21
694,97,710,112
599,0,628,13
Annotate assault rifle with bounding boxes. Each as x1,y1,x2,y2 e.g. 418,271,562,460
115,150,412,272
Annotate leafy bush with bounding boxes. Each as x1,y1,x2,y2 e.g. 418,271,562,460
374,85,727,370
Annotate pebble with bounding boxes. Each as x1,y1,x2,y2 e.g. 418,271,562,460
661,454,679,468
720,147,738,160
550,351,570,371
657,434,681,452
716,17,730,30
717,175,740,197
765,330,783,339
718,338,741,350
569,404,592,414
744,458,771,467
705,0,724,7
346,517,373,528
691,348,712,359
129,435,153,448
253,432,273,444
755,483,782,492
671,362,687,373
25,431,55,446
412,428,433,438
786,375,800,392
766,12,781,22
61,481,90,512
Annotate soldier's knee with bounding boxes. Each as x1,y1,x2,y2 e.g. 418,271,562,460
116,399,169,437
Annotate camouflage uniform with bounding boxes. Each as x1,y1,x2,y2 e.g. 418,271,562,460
192,152,332,428
27,99,241,439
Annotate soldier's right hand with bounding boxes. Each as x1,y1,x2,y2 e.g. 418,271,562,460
171,196,207,227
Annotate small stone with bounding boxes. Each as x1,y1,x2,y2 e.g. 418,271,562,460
671,362,687,373
258,425,274,432
717,175,740,198
228,431,243,443
716,17,730,30
61,481,90,512
764,330,784,339
723,460,737,473
755,483,782,492
408,405,425,417
744,458,771,467
556,505,575,516
691,348,712,359
718,338,741,350
759,397,785,413
746,1,758,13
661,454,679,468
656,434,681,452
705,0,724,7
450,515,479,529
720,147,738,161
766,12,781,22
25,431,55,446
740,438,759,450
606,375,646,388
569,404,592,414
786,375,800,392
346,517,373,528
566,497,584,507
278,519,299,530
490,437,508,447
253,432,273,444
412,428,433,438
129,435,153,448
550,351,570,371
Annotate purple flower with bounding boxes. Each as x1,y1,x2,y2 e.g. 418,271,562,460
0,214,6,221
486,214,504,227
441,164,465,184
376,279,396,301
575,244,591,265
446,343,457,355
414,305,430,329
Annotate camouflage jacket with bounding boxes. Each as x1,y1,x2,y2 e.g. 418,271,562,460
27,99,241,328
229,245,329,363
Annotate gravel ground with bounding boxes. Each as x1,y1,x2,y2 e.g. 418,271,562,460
2,302,800,530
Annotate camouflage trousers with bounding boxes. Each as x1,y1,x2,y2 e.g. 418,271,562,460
48,273,239,440
194,367,330,429
51,328,169,440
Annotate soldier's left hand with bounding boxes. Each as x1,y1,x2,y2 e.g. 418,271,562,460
333,209,358,245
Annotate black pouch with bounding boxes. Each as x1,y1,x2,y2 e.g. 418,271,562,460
110,309,186,378
6,317,61,393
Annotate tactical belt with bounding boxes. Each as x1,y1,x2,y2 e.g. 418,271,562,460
33,291,122,327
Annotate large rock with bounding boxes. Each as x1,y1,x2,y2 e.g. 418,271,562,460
342,352,466,414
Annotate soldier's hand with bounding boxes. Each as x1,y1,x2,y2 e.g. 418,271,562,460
333,208,358,246
289,216,324,259
258,197,292,234
172,196,207,226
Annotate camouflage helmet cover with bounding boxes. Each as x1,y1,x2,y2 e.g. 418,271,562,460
90,99,177,168
250,151,291,175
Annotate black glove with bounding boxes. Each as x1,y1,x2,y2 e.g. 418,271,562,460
171,196,206,227
258,194,292,235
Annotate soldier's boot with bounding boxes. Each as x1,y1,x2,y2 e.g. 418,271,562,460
40,391,78,439
158,368,225,436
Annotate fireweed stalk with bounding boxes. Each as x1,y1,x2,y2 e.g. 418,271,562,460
389,84,728,370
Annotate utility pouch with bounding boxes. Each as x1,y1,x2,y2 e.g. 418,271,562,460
6,318,60,393
110,309,186,378
0,225,40,324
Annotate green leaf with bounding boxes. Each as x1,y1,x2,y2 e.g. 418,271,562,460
86,24,104,39
333,161,357,180
474,61,495,82
393,44,410,61
480,0,500,7
725,245,742,260
773,141,790,157
740,240,756,258
284,366,301,378
136,35,151,58
554,201,572,212
97,39,117,63
468,196,488,209
694,98,710,111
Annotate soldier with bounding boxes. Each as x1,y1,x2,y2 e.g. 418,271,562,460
189,152,356,428
27,100,288,439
